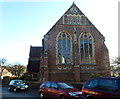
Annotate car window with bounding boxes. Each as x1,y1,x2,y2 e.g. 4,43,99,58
45,82,51,88
51,82,58,89
58,82,74,89
9,81,13,84
40,82,46,87
97,79,119,92
10,80,24,84
14,80,24,84
85,79,98,89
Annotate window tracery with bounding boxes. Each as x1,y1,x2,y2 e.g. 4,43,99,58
79,32,95,64
57,32,72,64
63,14,86,25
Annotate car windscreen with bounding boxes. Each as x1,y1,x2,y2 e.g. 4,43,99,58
58,82,74,89
14,81,24,84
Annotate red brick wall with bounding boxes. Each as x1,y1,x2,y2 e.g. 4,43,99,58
29,3,110,82
42,22,110,82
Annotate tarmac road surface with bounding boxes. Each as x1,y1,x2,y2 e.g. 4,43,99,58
1,85,40,99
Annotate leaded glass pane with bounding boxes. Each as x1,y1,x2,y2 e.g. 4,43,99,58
67,40,70,50
62,33,66,38
62,39,66,56
58,40,61,50
80,40,84,60
62,56,65,63
67,56,71,64
84,34,87,38
89,40,93,57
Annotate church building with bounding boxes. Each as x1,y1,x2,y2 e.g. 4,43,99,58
27,3,110,83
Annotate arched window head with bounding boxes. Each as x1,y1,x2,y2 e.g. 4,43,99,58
57,32,72,64
79,32,95,64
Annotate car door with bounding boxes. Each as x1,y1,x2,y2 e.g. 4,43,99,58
95,79,120,99
82,78,120,99
50,82,61,98
82,79,98,97
43,81,52,97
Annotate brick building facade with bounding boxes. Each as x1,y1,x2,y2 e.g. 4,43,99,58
27,3,110,83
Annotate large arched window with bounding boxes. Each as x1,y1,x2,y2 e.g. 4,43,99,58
79,32,95,64
57,32,72,64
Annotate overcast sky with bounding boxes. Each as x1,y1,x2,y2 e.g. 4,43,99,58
0,0,119,65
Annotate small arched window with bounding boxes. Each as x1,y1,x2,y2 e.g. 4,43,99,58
79,32,95,64
57,32,72,64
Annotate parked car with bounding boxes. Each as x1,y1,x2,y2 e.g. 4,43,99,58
8,79,28,92
39,81,82,99
81,77,120,99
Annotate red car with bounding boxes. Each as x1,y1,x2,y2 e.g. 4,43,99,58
81,77,120,99
39,81,82,99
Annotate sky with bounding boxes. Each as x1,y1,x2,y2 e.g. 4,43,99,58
0,0,119,65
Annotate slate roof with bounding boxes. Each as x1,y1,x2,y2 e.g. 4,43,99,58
27,46,43,72
29,46,43,57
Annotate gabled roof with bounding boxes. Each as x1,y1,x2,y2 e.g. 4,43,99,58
29,46,43,57
46,2,104,38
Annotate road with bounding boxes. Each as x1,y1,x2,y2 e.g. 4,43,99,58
1,85,40,99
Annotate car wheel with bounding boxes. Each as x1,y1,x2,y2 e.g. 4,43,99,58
86,97,96,99
13,88,17,92
25,89,28,91
60,95,66,99
39,92,44,99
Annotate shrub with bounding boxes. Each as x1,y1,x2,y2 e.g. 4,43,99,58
90,73,102,78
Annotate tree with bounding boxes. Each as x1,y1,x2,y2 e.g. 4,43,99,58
111,57,120,65
0,58,26,80
0,58,12,73
0,58,6,65
0,58,7,77
0,58,7,66
111,57,120,76
11,62,26,78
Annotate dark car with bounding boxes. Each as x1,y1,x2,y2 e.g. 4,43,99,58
8,79,28,92
39,81,82,99
81,77,120,99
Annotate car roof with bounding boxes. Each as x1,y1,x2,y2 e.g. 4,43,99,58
42,81,67,83
11,79,23,81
